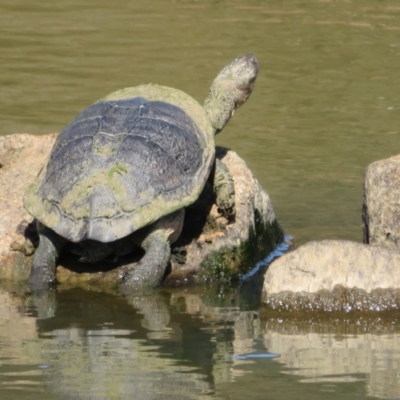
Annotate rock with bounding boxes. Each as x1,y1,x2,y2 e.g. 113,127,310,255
261,153,400,313
264,240,400,294
363,154,400,249
0,133,284,287
262,240,400,312
0,134,56,279
164,147,284,286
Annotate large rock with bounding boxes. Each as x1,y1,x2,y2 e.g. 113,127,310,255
0,133,284,287
363,154,400,248
262,240,400,312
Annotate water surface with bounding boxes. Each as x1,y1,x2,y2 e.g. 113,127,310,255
3,0,400,243
2,0,400,398
1,283,400,399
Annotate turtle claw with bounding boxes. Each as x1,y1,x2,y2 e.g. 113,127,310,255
118,272,142,295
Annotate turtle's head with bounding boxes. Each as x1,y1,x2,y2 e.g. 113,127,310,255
204,54,259,134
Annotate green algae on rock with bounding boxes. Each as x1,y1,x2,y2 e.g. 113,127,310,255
199,217,284,282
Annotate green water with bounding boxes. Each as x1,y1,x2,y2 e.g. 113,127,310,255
2,0,400,398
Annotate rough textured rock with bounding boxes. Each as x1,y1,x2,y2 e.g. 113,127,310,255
363,154,400,249
264,240,400,294
0,133,284,287
262,240,400,312
0,133,56,279
165,146,283,286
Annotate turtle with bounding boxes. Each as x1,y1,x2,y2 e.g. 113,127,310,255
24,53,259,292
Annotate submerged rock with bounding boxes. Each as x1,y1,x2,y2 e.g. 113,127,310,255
0,133,284,288
262,240,400,312
363,153,400,249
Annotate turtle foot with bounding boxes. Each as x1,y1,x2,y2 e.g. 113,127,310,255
29,268,57,291
118,271,159,296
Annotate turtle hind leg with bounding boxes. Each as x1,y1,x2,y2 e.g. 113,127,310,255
119,210,184,294
213,158,235,220
120,230,171,292
29,222,66,290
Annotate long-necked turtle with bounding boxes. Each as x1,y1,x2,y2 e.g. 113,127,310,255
24,54,259,291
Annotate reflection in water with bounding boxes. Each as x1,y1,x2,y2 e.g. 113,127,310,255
263,316,400,399
0,284,400,399
34,290,214,400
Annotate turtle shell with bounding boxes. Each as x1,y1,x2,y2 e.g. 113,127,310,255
24,84,215,242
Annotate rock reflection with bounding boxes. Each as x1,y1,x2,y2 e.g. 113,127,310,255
2,282,400,399
34,289,213,400
263,316,400,399
0,282,54,398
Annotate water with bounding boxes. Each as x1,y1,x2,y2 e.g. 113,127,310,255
2,0,400,398
1,283,400,399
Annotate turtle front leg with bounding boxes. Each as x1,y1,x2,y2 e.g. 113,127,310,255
213,158,235,220
119,210,184,294
29,222,66,290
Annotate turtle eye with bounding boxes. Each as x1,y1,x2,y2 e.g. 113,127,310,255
249,75,256,84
